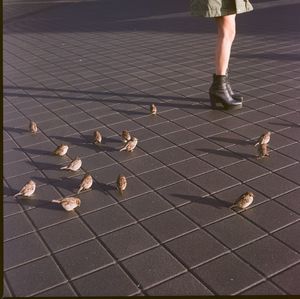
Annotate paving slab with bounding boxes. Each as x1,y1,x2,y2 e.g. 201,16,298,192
3,0,300,296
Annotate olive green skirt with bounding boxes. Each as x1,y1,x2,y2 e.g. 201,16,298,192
191,0,253,18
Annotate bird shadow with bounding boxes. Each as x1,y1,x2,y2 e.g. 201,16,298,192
4,126,28,134
49,134,86,146
171,193,231,209
96,181,117,193
199,148,256,159
28,160,59,171
112,108,148,117
208,136,252,146
14,147,52,156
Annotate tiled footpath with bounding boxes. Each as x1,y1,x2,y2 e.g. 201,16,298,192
3,0,300,296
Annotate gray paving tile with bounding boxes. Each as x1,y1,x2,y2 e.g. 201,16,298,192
55,239,114,279
152,146,193,165
276,163,300,185
146,272,213,296
122,246,186,290
40,218,94,253
191,169,240,195
3,197,24,217
253,150,297,171
138,166,184,190
239,281,285,295
82,204,136,236
271,263,300,295
165,229,228,269
277,142,300,161
206,214,266,250
169,157,215,179
72,264,139,296
4,232,49,270
6,256,66,297
246,173,299,199
272,222,300,253
4,213,35,241
183,138,221,156
4,159,38,179
222,160,270,182
173,114,206,129
190,122,226,138
274,188,300,214
101,224,158,260
164,129,201,145
241,201,299,233
4,149,28,164
200,148,244,169
193,253,263,295
235,236,299,277
121,154,163,175
138,136,174,153
122,192,173,221
3,278,12,297
33,283,77,297
157,180,208,208
142,209,197,243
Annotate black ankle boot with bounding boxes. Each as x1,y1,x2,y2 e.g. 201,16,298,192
226,70,243,102
209,74,242,110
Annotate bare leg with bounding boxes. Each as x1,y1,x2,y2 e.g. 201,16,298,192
215,14,236,75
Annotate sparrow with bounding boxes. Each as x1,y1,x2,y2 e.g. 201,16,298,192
60,156,82,171
257,143,270,159
119,137,138,152
150,103,157,115
77,173,93,194
93,130,102,144
230,192,254,209
53,144,69,156
29,120,38,134
52,197,81,211
117,174,127,194
121,130,131,143
254,131,271,147
14,180,36,198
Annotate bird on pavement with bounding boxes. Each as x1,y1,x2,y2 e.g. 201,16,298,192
119,137,138,152
52,197,81,211
60,156,82,171
14,180,36,198
230,191,254,210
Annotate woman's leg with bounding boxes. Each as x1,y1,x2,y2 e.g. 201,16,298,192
209,14,242,109
215,14,236,75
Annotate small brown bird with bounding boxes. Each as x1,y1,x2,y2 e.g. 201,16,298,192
29,120,38,134
230,192,254,209
14,180,36,198
53,144,69,156
150,103,157,115
119,137,138,152
255,131,271,147
77,173,93,194
60,156,82,171
117,174,127,194
257,143,270,159
52,197,81,211
93,130,102,144
121,130,131,143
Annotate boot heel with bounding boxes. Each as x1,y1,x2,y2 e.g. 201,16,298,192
209,94,218,109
